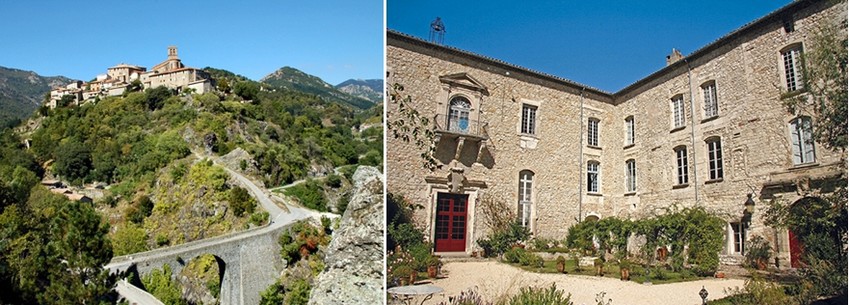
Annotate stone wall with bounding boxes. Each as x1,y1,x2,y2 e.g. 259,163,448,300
387,0,846,264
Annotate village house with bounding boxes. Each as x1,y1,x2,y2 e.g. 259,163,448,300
387,0,846,268
47,46,212,108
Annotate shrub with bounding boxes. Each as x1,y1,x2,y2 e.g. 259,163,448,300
744,236,773,269
325,173,342,188
284,179,327,212
477,222,531,257
229,186,256,217
503,284,573,305
504,248,523,264
250,211,269,226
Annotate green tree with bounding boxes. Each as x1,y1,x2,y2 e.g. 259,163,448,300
112,223,149,256
0,188,115,304
53,139,92,185
144,86,173,111
233,81,259,101
783,20,848,151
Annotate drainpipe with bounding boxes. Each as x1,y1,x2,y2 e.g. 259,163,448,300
577,87,586,222
684,59,699,204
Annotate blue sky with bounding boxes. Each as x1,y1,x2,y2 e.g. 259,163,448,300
0,1,383,85
389,0,793,92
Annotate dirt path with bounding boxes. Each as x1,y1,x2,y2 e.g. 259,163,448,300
413,261,745,305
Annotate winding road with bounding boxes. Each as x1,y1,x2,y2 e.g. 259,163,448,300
109,152,338,304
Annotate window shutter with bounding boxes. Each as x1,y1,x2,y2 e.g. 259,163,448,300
790,121,802,164
802,119,815,163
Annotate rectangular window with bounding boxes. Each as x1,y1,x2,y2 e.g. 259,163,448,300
588,118,599,147
731,222,745,254
518,171,534,228
790,117,816,164
521,104,537,135
707,139,723,180
587,162,600,193
703,82,718,118
783,47,803,91
625,116,635,146
676,147,689,185
625,159,636,192
672,96,685,128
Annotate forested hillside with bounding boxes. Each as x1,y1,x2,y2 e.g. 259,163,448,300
0,66,74,128
0,67,382,303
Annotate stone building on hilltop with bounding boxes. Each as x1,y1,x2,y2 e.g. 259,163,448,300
387,0,846,268
47,46,212,108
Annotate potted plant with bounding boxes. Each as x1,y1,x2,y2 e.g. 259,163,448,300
425,256,442,278
556,255,566,273
745,236,772,270
393,265,414,286
594,257,604,276
619,259,631,281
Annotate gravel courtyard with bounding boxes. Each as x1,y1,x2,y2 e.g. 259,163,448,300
412,261,746,305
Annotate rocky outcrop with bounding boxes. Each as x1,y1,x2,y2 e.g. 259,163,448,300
308,166,384,305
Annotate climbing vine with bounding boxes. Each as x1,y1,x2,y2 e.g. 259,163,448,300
387,83,438,170
565,206,724,275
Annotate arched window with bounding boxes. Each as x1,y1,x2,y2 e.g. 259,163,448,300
448,96,471,133
789,116,815,164
781,44,804,91
518,170,534,228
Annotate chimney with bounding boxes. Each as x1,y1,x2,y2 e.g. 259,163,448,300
666,48,684,66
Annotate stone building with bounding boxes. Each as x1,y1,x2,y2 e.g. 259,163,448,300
47,46,212,108
387,0,846,268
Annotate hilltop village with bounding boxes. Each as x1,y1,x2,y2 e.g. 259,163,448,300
47,46,212,108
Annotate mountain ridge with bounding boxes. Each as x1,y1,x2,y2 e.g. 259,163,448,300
260,66,375,109
0,66,75,127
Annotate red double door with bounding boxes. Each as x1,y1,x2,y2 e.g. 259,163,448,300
434,193,468,252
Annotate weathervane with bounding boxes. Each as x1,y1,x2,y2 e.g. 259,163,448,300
429,17,446,45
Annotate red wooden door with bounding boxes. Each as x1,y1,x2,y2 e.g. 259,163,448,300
434,193,468,252
789,230,802,268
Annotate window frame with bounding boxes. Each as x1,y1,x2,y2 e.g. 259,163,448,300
587,161,600,193
675,146,689,185
447,95,472,133
781,44,804,92
706,137,724,180
671,95,686,129
625,116,635,146
702,81,718,119
518,170,534,228
625,159,636,193
789,116,816,165
521,103,538,135
588,117,600,147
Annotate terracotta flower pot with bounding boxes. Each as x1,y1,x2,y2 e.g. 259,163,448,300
715,272,725,278
409,271,417,284
427,265,438,278
556,262,565,273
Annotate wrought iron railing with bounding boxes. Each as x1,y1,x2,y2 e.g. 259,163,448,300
433,114,485,138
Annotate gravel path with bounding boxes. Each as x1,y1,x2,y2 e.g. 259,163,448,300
415,261,745,305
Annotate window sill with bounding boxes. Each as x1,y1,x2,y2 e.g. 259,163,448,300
624,191,637,196
519,133,539,139
789,162,819,170
623,143,635,149
586,192,603,197
701,115,719,123
780,89,807,99
587,145,602,150
705,178,724,184
670,126,686,133
672,183,689,189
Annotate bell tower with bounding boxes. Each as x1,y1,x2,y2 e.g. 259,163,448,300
168,46,178,59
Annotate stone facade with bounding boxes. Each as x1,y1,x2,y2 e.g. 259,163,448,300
387,0,846,267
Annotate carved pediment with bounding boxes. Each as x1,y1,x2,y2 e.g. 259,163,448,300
439,73,489,96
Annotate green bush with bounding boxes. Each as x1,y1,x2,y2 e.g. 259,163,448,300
229,186,256,217
477,222,531,257
325,174,342,188
503,284,573,305
745,236,773,269
284,179,327,212
250,211,269,226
